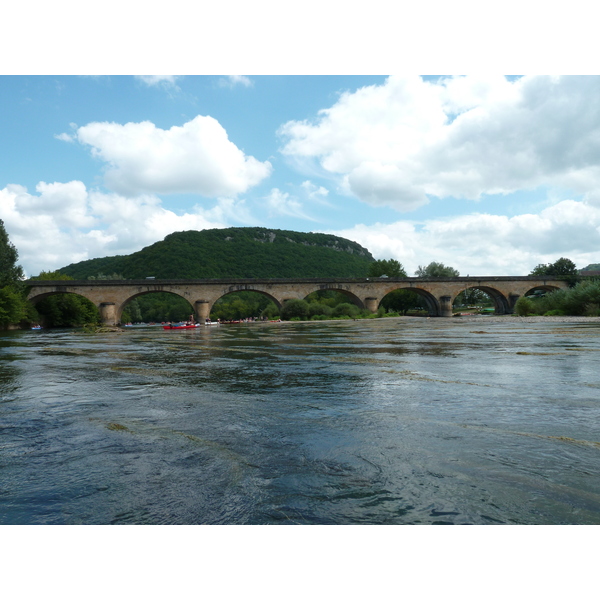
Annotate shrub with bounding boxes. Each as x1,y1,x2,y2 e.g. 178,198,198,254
514,296,537,316
308,303,332,318
332,302,360,318
281,299,309,320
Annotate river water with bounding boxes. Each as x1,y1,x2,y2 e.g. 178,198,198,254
1,317,599,525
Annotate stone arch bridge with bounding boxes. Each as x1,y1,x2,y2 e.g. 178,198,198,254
25,276,569,326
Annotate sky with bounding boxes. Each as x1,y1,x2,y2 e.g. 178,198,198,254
3,73,600,278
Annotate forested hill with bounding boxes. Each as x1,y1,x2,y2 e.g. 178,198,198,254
57,227,375,279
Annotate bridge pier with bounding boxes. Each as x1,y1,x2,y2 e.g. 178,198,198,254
508,293,520,313
364,297,379,313
195,300,211,322
440,295,453,318
99,302,117,326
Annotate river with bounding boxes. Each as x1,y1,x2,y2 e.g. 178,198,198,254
1,316,599,524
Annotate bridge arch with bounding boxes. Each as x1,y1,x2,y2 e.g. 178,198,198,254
117,290,196,323
213,288,282,309
452,285,511,314
523,284,562,296
302,286,364,309
209,289,282,321
28,290,101,326
28,289,94,305
379,285,441,316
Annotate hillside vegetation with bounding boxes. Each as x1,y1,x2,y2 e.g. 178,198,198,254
58,227,375,280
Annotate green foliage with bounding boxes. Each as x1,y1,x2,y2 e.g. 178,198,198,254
415,262,460,278
530,257,579,285
31,270,74,281
514,296,537,316
332,302,360,318
580,264,600,273
123,293,193,323
57,227,375,280
305,290,351,306
281,299,309,320
35,293,100,327
28,271,101,327
0,219,24,287
210,291,278,321
307,303,332,318
368,259,407,278
380,289,423,315
0,220,29,327
0,286,28,326
520,280,600,316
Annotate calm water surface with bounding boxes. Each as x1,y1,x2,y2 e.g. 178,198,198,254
1,318,599,524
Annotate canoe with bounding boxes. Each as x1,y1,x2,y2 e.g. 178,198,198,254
163,323,201,330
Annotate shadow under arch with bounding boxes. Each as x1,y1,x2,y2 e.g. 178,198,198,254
453,285,511,314
28,290,100,327
303,286,364,309
118,290,195,323
523,284,562,296
380,285,441,316
214,289,282,308
210,289,282,321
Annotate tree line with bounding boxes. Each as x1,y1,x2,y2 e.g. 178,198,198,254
1,218,598,328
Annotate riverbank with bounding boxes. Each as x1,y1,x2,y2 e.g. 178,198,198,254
263,314,600,327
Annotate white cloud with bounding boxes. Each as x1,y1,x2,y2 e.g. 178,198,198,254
0,182,237,276
301,180,330,204
54,132,74,143
136,75,180,87
279,75,600,211
219,75,253,88
75,115,272,197
264,188,315,221
328,198,600,276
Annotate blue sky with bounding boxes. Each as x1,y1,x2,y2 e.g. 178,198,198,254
3,74,600,278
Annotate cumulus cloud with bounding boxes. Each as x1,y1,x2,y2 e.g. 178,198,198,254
0,182,241,276
264,188,315,221
279,75,600,211
75,115,272,197
328,198,600,276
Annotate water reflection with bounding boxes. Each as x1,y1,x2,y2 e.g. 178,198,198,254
1,319,599,524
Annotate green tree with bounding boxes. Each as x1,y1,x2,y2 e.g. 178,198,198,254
0,286,28,326
530,257,578,278
368,259,407,278
281,299,309,320
332,302,360,318
31,271,100,327
0,219,24,287
380,289,424,315
415,262,460,278
530,257,579,287
0,220,29,327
